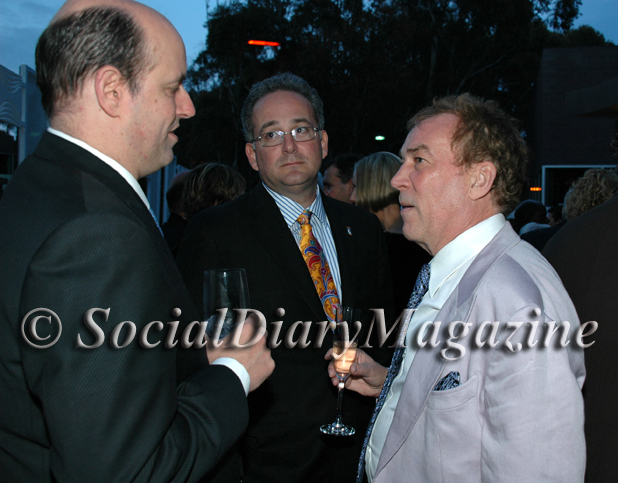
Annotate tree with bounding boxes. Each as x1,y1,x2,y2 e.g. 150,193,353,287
175,0,608,177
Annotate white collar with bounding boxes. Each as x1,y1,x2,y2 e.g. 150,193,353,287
428,214,506,297
263,183,327,228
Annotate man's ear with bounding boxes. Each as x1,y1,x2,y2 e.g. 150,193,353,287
245,143,259,172
469,161,496,201
345,179,354,197
320,130,329,159
94,66,125,117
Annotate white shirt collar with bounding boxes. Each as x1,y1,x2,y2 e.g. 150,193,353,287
262,182,327,227
428,214,506,297
47,127,150,209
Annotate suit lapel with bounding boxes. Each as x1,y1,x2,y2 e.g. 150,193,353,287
247,184,326,322
375,292,460,476
374,222,521,476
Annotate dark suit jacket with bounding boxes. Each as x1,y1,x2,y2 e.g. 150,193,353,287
544,195,618,482
176,183,395,483
162,212,188,256
384,232,431,313
0,133,248,482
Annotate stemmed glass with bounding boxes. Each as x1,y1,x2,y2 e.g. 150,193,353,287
320,306,360,436
203,268,250,339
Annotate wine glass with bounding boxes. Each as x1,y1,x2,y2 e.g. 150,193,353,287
320,306,360,436
203,268,250,339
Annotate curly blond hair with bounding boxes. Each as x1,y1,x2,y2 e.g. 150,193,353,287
563,168,618,221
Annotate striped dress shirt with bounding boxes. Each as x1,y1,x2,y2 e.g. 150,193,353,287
263,183,343,302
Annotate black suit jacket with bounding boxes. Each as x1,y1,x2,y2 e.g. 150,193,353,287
543,195,618,482
0,133,248,482
177,183,394,483
162,212,189,256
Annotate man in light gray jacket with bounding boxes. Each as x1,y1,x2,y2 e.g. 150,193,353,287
329,93,586,483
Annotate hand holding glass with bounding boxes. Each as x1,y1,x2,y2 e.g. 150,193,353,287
320,306,360,436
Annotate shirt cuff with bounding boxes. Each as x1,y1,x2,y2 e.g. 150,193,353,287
211,357,250,396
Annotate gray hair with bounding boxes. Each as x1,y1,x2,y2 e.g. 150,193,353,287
241,72,325,142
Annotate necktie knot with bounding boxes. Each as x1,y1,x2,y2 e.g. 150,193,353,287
297,209,312,226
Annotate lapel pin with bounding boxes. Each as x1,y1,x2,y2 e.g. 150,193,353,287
346,226,352,236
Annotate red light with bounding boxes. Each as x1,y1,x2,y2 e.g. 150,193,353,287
530,187,542,192
248,40,280,47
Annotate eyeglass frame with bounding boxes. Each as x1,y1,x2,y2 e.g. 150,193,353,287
251,126,321,147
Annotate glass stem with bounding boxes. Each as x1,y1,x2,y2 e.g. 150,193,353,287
335,376,347,425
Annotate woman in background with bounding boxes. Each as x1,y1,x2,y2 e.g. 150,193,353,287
563,167,618,221
351,151,431,313
182,163,246,221
166,163,245,257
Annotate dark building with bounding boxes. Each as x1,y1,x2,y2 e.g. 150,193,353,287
528,46,618,206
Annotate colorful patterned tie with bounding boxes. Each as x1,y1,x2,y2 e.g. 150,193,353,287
297,209,340,326
356,263,431,483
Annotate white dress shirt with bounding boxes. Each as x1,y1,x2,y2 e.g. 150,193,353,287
46,128,251,395
365,214,506,481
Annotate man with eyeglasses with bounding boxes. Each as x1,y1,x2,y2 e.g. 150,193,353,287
177,72,394,483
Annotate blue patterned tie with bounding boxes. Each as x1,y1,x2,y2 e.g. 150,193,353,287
356,263,431,483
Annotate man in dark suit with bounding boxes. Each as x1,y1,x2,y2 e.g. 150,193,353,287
0,1,273,481
322,153,361,203
543,127,618,482
177,73,394,483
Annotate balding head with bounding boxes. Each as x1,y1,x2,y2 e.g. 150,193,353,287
37,0,177,120
37,0,193,179
52,0,174,38
53,0,146,23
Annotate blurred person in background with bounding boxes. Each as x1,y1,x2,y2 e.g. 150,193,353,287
546,204,563,226
524,169,618,251
562,168,618,221
351,151,431,313
321,153,361,203
512,199,549,235
182,162,246,221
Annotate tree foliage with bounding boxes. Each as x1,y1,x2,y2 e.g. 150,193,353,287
174,0,609,175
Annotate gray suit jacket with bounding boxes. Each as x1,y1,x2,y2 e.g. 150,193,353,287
373,223,586,483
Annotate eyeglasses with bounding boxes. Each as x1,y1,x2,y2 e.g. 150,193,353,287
253,126,319,147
